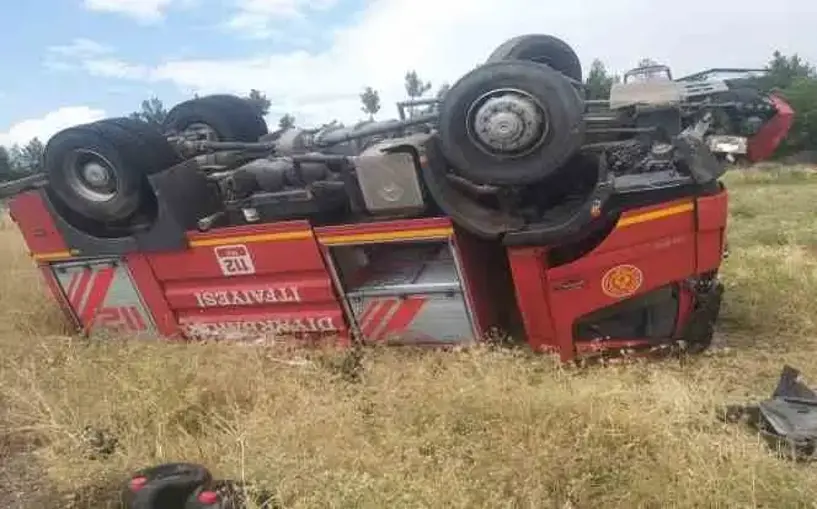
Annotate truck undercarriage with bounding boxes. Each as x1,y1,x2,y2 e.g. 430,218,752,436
1,34,793,363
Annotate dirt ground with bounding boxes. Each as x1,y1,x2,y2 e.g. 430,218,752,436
2,166,817,508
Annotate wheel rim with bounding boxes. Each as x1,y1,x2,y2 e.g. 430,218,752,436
465,88,549,159
64,149,119,203
182,122,220,142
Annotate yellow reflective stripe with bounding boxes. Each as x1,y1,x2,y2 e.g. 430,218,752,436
617,202,694,228
319,227,454,245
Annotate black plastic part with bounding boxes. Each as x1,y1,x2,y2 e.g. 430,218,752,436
164,94,269,142
438,60,585,186
680,278,724,353
421,136,523,240
502,155,614,246
124,463,212,509
672,134,728,184
574,285,680,341
486,34,583,82
609,171,722,211
45,160,221,255
773,366,817,401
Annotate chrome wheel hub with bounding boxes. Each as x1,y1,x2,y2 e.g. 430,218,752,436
467,88,548,157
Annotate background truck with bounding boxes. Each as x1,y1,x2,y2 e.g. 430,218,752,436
0,34,794,362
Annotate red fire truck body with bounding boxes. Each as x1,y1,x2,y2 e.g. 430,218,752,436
4,32,795,363
8,180,728,362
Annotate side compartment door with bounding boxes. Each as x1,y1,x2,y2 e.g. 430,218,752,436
50,258,157,335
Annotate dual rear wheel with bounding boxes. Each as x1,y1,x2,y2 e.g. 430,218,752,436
45,96,269,226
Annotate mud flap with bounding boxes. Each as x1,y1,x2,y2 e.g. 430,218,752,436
421,136,523,240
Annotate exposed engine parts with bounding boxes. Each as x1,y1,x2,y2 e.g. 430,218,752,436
5,33,791,243
605,140,678,175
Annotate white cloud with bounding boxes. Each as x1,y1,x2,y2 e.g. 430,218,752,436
63,0,817,128
83,59,152,80
226,0,339,38
82,0,197,22
45,38,115,73
83,0,173,21
0,107,106,148
48,38,113,59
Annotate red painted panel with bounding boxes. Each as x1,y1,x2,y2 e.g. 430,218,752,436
695,191,728,273
543,234,696,360
507,247,558,354
590,200,695,256
697,231,725,273
451,228,503,335
748,94,794,163
146,236,325,282
147,221,349,344
696,190,729,232
163,273,336,311
8,191,69,256
126,254,181,338
507,191,729,362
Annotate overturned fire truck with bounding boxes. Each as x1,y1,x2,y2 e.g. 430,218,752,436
1,35,795,362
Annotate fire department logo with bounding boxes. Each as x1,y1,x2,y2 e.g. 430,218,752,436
601,264,643,298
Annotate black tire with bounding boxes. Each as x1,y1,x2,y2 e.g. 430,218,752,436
163,94,268,142
45,122,150,222
101,117,182,173
486,34,583,82
438,60,585,186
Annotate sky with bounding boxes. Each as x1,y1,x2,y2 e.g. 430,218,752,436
0,0,815,148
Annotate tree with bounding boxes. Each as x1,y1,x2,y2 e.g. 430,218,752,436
0,147,13,182
584,59,620,100
17,138,45,173
8,145,22,172
5,138,45,175
360,86,381,120
404,70,432,118
130,97,167,126
743,51,817,157
763,51,815,91
245,89,271,116
278,114,296,129
777,77,817,155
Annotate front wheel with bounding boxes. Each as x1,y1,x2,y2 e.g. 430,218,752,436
438,60,585,186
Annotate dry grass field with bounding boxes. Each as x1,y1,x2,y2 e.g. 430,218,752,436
3,166,817,508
